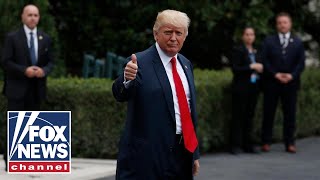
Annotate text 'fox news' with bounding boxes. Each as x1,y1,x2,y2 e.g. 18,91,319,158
8,111,71,174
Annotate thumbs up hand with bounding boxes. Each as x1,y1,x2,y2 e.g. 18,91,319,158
124,54,138,81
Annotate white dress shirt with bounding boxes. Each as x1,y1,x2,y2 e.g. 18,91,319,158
279,32,291,48
123,43,192,134
155,43,191,134
24,24,38,60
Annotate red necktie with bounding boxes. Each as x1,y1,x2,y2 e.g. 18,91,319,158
171,57,198,153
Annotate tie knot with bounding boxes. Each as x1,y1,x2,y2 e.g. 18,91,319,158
30,32,34,36
282,33,286,39
171,57,177,66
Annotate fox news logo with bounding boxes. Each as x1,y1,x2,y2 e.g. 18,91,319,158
7,111,71,174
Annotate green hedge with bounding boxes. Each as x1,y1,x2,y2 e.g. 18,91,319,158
0,69,320,158
195,68,320,152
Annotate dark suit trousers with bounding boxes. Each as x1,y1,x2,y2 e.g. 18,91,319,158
164,135,193,180
231,85,259,149
3,79,41,169
7,79,41,110
262,83,297,146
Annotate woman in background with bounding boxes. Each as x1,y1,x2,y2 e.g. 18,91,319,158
230,27,263,154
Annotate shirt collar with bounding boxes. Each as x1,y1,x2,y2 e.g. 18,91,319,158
155,42,178,67
278,32,291,39
23,24,37,37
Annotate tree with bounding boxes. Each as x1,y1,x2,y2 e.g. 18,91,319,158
48,0,317,75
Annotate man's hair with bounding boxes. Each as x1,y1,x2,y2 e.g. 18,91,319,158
276,12,292,21
21,4,40,16
153,9,190,35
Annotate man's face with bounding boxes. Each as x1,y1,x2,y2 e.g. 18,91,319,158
21,5,40,30
154,25,187,57
276,16,292,34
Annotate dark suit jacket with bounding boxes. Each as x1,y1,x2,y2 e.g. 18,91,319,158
261,34,305,89
112,45,200,179
231,44,261,92
1,27,54,100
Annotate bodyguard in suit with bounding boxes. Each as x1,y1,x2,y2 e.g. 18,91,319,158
112,10,200,179
1,4,54,170
261,12,305,153
230,27,263,154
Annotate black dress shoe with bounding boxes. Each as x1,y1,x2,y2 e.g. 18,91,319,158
230,147,242,155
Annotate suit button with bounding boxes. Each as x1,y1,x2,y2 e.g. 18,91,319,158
169,146,173,152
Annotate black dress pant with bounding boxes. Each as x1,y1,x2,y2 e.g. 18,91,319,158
231,84,259,149
7,79,41,111
262,83,297,146
164,134,193,180
3,80,41,170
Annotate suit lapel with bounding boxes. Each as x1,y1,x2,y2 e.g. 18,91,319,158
177,55,194,93
151,46,197,123
276,34,282,47
177,55,197,122
19,28,32,65
273,35,284,55
37,31,44,64
241,45,251,65
151,46,175,122
285,34,294,52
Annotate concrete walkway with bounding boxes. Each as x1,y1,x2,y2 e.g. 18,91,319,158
102,137,320,180
194,137,320,180
0,157,116,180
1,137,320,180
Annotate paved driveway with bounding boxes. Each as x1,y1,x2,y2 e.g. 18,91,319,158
101,137,320,180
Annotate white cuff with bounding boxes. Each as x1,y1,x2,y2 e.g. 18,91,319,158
123,72,132,89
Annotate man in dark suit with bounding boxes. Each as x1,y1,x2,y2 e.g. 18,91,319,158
1,4,54,170
112,9,200,179
261,12,305,153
